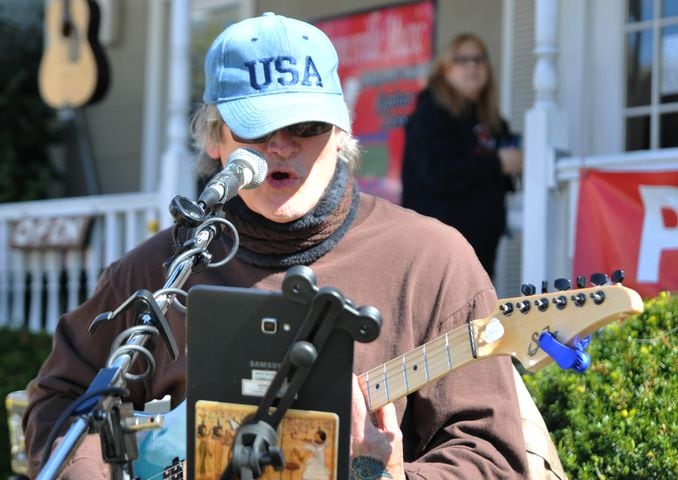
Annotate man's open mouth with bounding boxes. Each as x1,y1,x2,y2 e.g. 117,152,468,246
270,171,290,180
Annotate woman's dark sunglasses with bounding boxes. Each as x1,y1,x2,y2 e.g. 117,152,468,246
231,121,333,144
453,54,487,66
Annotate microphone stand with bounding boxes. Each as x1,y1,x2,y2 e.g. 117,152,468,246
37,195,236,480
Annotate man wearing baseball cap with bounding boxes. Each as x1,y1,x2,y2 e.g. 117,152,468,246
24,13,529,479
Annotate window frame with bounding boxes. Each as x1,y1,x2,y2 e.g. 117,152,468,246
624,0,678,150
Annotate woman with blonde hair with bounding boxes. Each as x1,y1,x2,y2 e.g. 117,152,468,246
401,33,522,279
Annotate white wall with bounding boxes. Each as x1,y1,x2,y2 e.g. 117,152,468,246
78,0,150,195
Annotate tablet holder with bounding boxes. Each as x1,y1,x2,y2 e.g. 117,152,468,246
221,265,382,480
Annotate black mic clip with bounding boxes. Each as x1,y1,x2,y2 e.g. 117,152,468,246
169,194,209,228
166,195,224,274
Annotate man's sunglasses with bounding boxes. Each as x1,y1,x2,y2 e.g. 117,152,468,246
231,121,333,144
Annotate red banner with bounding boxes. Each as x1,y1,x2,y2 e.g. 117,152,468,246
315,1,435,203
573,169,678,298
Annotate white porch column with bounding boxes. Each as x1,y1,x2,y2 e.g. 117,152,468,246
158,0,195,228
140,0,167,193
521,0,568,286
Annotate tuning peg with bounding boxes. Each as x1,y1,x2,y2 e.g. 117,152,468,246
576,275,586,288
521,283,536,296
517,299,531,314
571,292,587,307
552,294,568,309
554,278,571,291
534,297,549,312
611,269,625,283
541,280,548,293
590,290,606,305
499,302,514,315
590,272,609,286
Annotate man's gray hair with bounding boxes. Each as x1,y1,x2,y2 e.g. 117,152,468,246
189,104,361,181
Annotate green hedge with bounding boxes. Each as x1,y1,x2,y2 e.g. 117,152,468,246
0,329,52,479
1,293,676,479
523,291,677,479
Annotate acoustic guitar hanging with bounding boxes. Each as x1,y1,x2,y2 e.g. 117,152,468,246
38,0,110,110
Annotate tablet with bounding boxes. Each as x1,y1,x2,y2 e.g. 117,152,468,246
185,269,379,480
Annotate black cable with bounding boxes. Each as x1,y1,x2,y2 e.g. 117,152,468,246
39,386,129,470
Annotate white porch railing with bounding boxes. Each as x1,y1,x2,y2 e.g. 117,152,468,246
0,193,162,334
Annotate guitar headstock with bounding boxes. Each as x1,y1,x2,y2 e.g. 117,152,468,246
472,271,644,373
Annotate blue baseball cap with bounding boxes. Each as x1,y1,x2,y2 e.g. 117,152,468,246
203,12,351,139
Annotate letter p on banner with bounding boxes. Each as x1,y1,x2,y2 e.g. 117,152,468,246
574,169,678,298
637,185,678,283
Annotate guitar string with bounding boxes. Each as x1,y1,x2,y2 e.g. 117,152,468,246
138,330,466,479
359,327,473,408
143,462,183,480
360,328,470,383
360,289,622,408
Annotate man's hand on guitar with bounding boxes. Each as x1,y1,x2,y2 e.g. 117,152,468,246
350,374,405,480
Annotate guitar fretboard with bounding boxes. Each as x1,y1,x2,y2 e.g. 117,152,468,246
359,326,475,411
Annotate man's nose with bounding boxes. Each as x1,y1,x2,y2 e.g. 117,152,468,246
265,128,298,158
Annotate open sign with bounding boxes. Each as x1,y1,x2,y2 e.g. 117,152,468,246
10,216,92,250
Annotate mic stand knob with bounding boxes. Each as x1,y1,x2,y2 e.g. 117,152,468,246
169,195,207,228
228,420,284,480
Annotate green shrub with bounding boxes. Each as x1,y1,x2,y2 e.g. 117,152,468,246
523,291,677,479
0,328,52,478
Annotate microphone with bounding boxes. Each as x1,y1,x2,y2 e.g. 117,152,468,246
198,147,268,210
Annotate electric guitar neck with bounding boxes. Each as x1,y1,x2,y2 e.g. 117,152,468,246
359,282,644,410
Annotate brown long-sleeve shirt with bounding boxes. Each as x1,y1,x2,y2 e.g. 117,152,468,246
24,193,528,479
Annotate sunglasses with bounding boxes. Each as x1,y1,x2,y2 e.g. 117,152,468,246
231,121,334,144
453,54,487,66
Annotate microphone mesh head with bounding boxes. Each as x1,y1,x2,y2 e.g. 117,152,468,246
227,147,268,188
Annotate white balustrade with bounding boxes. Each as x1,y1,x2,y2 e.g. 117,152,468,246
65,250,83,313
0,193,161,333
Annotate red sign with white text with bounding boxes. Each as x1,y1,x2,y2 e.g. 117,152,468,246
315,1,435,203
573,169,678,298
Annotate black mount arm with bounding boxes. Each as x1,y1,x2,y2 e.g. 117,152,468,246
222,265,381,480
